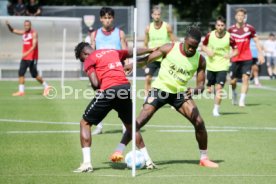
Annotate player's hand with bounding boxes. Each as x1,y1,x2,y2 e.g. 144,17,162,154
124,63,133,76
224,53,230,59
5,20,10,25
206,50,214,57
184,87,193,99
258,54,265,65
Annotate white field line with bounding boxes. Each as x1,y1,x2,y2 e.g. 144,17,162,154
0,174,276,178
5,129,239,134
158,130,238,133
0,118,276,131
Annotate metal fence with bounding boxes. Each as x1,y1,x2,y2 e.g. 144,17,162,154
227,4,276,33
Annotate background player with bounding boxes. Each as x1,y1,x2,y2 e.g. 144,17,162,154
6,20,50,96
144,6,175,99
228,8,264,107
202,16,238,116
90,7,129,135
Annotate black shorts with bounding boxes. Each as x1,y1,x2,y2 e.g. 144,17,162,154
83,84,132,125
144,61,161,76
144,88,190,110
19,60,38,78
229,60,252,79
252,58,258,65
207,71,227,87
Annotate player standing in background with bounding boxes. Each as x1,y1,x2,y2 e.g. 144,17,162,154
73,42,155,172
144,6,175,99
228,8,264,107
90,7,128,135
263,33,276,79
202,16,238,116
6,20,50,96
250,38,262,86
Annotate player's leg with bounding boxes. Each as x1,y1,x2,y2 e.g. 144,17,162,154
272,57,276,79
29,60,51,96
239,61,252,107
144,62,159,100
74,91,112,172
176,99,218,168
213,71,227,116
229,62,239,105
13,60,29,96
251,58,261,86
111,85,157,168
266,56,273,79
206,70,215,94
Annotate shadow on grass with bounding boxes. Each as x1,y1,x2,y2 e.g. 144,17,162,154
220,112,247,115
155,159,224,166
102,129,145,134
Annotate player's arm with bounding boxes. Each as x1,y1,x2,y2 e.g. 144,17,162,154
5,21,24,35
253,36,265,64
186,55,206,97
22,31,38,58
90,31,96,49
167,24,176,42
201,33,214,57
144,26,150,48
226,35,238,59
119,30,128,50
88,68,99,90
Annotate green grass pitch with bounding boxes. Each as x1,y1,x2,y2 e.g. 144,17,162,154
0,79,275,184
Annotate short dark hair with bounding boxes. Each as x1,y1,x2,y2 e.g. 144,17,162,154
269,32,275,37
100,7,115,17
185,25,202,43
216,16,226,24
235,8,247,15
24,20,31,24
74,42,90,60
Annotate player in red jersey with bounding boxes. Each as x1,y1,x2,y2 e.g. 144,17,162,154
73,42,156,172
6,20,51,96
228,8,264,106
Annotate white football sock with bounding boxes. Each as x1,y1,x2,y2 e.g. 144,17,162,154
200,149,208,160
254,77,259,85
214,104,219,111
19,84,24,92
239,93,246,104
97,122,103,129
42,81,48,88
82,147,91,163
140,147,151,162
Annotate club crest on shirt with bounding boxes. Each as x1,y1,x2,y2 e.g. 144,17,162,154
243,27,249,32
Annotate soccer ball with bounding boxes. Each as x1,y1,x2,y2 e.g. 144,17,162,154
125,150,146,169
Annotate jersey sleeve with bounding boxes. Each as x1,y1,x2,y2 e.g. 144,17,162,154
117,50,129,61
249,25,257,38
84,55,96,76
202,33,211,46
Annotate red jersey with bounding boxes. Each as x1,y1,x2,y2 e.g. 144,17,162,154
84,49,129,90
22,29,38,60
228,24,256,62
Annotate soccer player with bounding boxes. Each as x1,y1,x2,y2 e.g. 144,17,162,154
6,20,50,96
250,38,262,86
73,42,155,172
228,8,264,107
90,7,129,135
125,26,219,168
144,6,175,99
202,16,238,116
263,33,276,79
